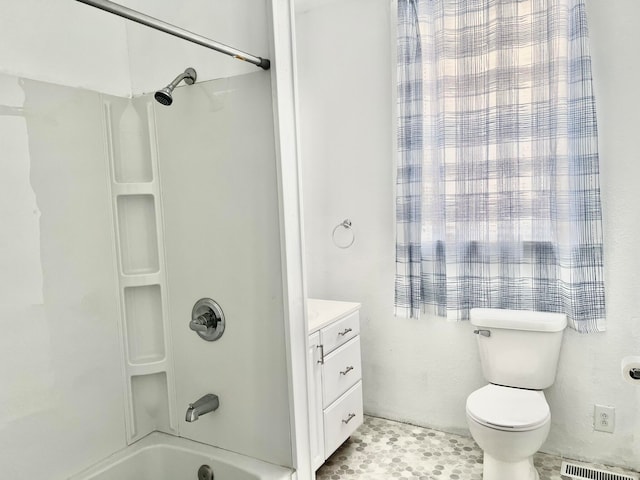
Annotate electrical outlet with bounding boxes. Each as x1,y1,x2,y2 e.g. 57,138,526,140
594,404,615,433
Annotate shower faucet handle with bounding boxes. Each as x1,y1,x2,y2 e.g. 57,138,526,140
189,317,209,332
190,311,217,332
190,298,226,342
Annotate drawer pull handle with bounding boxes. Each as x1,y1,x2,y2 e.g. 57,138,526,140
342,413,356,424
317,344,324,364
338,328,353,336
340,366,354,376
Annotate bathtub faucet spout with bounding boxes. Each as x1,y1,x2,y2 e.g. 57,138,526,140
185,393,219,422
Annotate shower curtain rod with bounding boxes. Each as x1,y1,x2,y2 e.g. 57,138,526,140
75,0,271,70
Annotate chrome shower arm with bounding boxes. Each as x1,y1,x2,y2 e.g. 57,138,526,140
168,73,189,90
75,0,271,70
167,69,196,90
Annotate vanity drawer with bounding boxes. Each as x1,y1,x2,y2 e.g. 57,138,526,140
323,381,363,457
321,310,359,354
322,337,361,407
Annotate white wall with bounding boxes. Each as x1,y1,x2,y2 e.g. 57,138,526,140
0,0,272,97
0,74,126,480
0,5,132,477
296,0,640,471
123,0,272,95
295,0,342,13
0,0,131,96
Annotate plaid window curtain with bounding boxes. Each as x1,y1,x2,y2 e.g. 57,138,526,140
395,0,605,332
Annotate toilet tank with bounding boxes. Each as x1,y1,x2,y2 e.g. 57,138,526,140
470,308,567,390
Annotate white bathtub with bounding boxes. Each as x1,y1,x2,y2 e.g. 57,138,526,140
69,432,292,480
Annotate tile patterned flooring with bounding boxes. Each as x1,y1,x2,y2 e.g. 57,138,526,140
316,415,636,480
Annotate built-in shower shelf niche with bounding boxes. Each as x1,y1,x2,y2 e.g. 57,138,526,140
103,96,177,444
106,97,154,184
124,285,165,364
113,183,154,196
130,373,172,440
117,194,160,275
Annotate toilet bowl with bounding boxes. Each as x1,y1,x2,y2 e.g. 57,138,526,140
466,384,551,480
466,308,566,480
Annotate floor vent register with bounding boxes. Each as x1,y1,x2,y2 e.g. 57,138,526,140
561,461,638,480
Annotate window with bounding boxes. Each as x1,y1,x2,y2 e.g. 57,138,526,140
395,0,605,332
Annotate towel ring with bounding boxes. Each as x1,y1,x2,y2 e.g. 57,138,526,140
332,219,355,249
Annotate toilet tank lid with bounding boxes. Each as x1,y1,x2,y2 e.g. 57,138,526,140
470,308,567,332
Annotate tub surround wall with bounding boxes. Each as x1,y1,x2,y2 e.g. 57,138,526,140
104,95,178,444
296,0,640,471
0,69,293,478
154,72,292,467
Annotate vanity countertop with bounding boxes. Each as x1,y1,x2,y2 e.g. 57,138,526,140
307,298,361,334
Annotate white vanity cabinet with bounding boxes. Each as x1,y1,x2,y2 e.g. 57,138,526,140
307,299,363,471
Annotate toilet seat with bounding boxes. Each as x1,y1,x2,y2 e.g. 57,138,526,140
466,384,550,432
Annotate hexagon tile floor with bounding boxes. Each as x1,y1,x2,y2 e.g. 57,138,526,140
316,415,636,480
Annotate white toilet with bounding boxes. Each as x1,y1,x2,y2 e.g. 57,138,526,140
466,308,567,480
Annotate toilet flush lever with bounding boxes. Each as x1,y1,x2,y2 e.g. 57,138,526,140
473,329,491,337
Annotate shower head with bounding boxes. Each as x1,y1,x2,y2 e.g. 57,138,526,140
154,67,197,106
154,87,173,106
